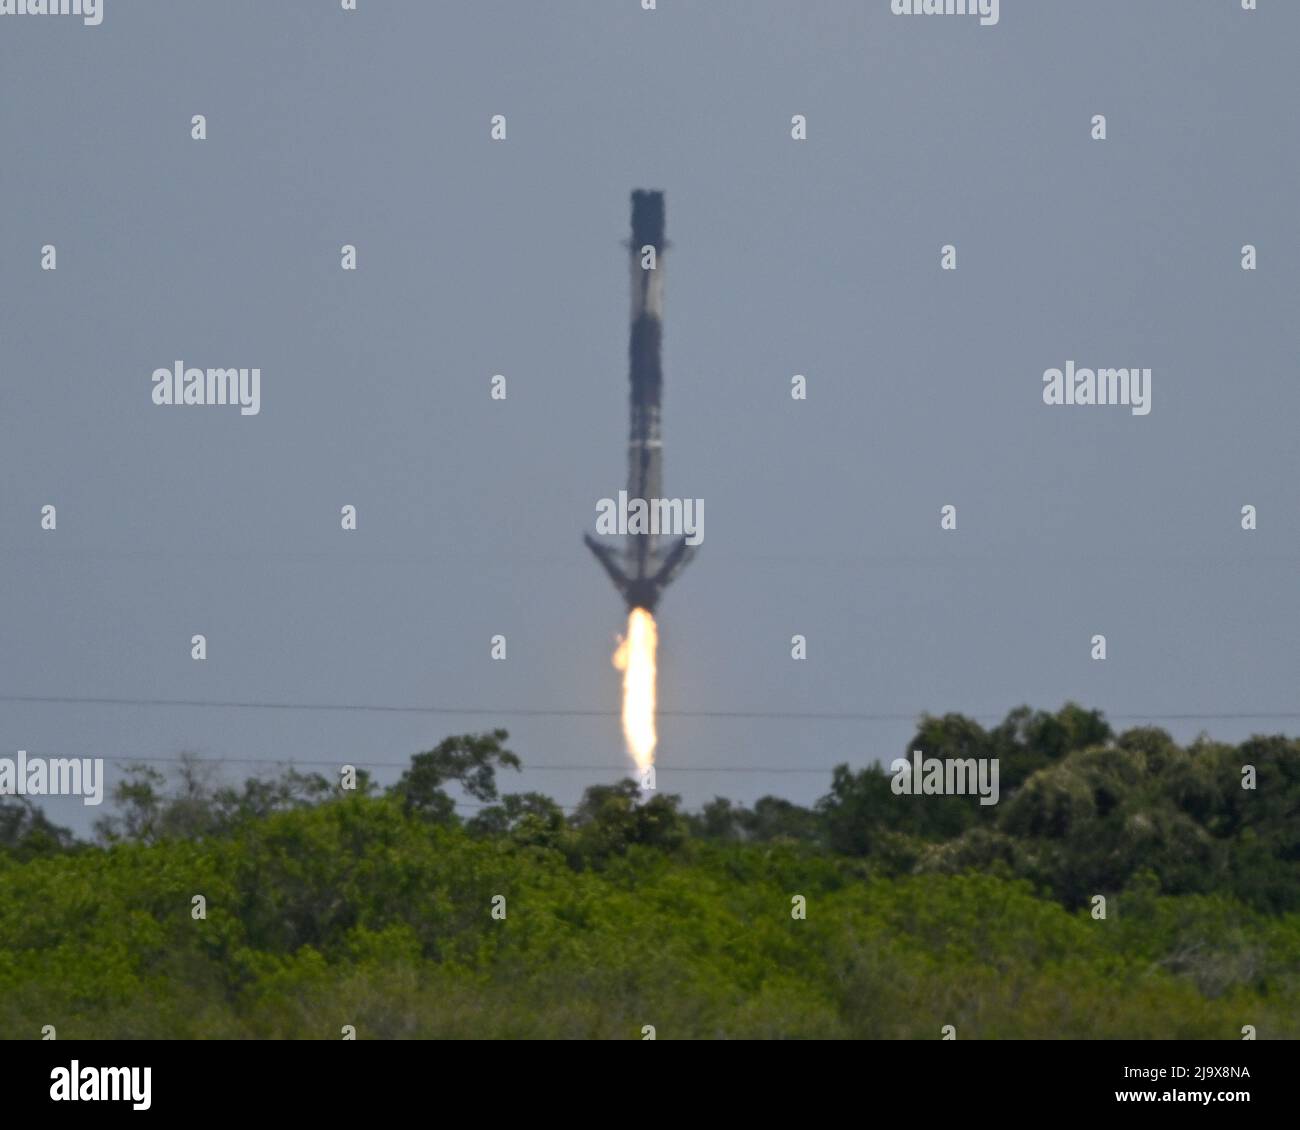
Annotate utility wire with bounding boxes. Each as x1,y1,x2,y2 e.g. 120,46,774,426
12,752,842,774
4,693,1297,724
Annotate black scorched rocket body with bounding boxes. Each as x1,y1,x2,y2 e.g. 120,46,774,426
584,190,695,613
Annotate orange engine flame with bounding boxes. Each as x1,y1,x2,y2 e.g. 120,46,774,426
612,608,658,775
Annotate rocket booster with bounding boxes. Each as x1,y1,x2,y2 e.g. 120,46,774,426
585,190,695,613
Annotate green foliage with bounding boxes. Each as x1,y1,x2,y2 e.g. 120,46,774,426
2,710,1297,1039
393,729,520,823
2,808,1296,1039
93,754,337,845
567,780,689,865
686,795,821,846
0,797,80,861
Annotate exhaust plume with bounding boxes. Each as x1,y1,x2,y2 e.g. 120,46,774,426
612,607,657,774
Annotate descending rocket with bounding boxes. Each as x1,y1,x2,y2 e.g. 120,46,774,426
584,190,696,613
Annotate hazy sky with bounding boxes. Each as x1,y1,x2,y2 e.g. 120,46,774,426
3,0,1298,835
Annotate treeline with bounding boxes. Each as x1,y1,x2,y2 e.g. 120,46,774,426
1,705,1297,1038
8,703,1296,913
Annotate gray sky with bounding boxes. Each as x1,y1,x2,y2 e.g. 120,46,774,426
3,0,1298,835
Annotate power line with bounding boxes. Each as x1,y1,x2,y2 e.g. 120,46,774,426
4,693,1298,724
0,692,915,720
6,751,844,774
76,754,840,774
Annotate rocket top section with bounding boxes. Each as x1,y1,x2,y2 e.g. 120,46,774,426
629,190,666,329
627,189,665,541
631,189,665,251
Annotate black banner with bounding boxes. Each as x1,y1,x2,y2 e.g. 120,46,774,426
4,1039,1290,1117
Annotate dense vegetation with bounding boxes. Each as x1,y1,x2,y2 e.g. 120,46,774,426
1,705,1297,1039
